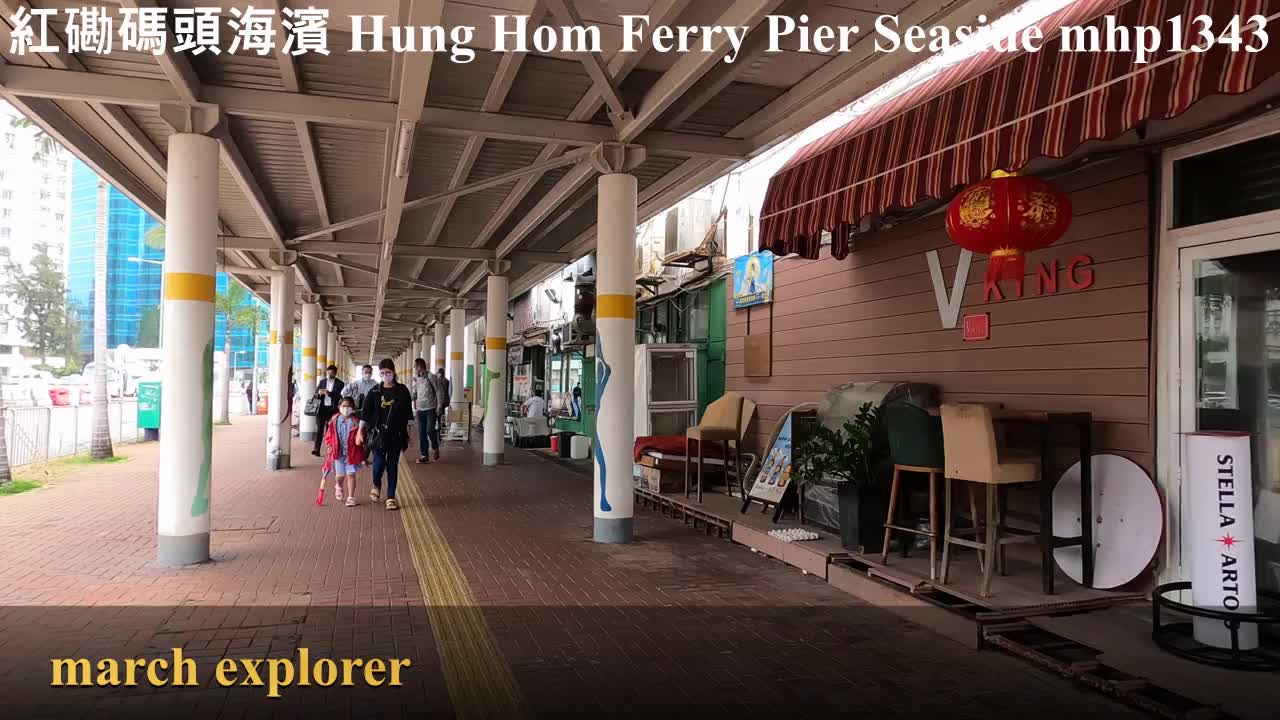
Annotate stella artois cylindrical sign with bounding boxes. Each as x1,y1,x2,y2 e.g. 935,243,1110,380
1185,432,1258,650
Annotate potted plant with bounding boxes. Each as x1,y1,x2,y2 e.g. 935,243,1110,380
793,402,890,551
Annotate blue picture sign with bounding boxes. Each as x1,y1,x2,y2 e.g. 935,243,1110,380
733,251,774,309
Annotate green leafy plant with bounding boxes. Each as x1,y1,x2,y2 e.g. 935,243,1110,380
792,402,884,488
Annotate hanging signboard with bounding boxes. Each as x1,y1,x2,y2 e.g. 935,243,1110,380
747,414,794,505
733,250,774,309
1185,431,1259,650
506,343,523,367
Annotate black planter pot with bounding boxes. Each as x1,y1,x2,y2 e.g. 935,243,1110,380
837,480,888,553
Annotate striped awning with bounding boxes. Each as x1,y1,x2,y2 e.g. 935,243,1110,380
760,0,1280,260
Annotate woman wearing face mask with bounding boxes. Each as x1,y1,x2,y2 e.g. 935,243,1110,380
320,397,364,506
358,359,413,510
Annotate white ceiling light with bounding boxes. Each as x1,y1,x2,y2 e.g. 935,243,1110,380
394,120,415,179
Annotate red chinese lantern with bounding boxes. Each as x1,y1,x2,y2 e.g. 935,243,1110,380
945,170,1072,284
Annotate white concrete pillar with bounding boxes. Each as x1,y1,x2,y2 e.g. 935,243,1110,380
266,268,295,470
315,317,327,376
483,275,508,466
591,146,643,544
464,321,476,392
157,132,218,566
434,319,446,374
449,307,465,406
299,302,319,441
326,327,337,379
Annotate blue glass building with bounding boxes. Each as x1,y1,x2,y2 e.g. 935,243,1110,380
68,160,270,370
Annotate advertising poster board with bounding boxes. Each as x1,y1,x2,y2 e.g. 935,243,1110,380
748,414,793,505
1185,431,1258,650
733,250,774,309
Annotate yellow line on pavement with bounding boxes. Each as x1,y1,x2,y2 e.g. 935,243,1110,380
397,459,526,719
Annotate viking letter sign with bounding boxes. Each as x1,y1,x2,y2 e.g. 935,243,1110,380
927,249,972,329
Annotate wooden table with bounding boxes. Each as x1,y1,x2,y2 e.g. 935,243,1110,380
929,407,1094,594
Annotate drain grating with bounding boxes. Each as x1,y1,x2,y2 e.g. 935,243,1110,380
981,621,1234,720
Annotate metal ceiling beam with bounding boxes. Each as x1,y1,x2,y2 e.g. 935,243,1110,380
546,0,631,131
314,287,482,301
418,108,747,158
369,0,446,359
265,0,344,297
468,0,770,286
280,240,573,265
408,5,539,283
0,66,749,159
287,145,594,244
737,0,1013,151
617,0,785,143
298,253,454,293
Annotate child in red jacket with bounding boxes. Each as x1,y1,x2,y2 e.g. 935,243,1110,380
318,397,366,507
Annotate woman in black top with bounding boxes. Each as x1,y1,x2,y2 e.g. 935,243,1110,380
357,358,414,510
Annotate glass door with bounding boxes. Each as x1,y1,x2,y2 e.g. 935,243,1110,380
1180,236,1280,596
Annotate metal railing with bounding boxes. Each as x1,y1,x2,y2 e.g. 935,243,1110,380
3,401,142,467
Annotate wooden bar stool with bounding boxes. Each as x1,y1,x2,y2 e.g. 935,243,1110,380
685,393,745,502
938,404,1042,598
880,403,945,580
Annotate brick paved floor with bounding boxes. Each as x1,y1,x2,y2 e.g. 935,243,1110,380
0,416,1145,719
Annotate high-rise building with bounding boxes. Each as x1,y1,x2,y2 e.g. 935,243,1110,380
0,101,72,361
67,159,269,370
67,159,163,358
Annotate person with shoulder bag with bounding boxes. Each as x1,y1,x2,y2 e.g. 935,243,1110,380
410,358,440,463
358,359,413,510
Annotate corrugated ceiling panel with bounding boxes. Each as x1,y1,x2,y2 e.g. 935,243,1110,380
228,117,319,237
426,51,501,110
500,55,592,119
668,82,787,136
123,106,173,156
217,165,269,239
300,32,393,101
313,124,384,225
192,53,285,92
397,133,468,237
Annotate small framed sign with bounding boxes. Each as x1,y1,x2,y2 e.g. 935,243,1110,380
733,251,774,309
962,313,990,342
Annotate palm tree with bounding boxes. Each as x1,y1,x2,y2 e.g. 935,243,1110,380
90,177,113,460
214,280,258,425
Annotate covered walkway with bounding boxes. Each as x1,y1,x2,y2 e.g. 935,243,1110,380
0,416,1141,717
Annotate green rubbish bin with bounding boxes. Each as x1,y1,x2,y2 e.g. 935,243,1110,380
138,381,161,440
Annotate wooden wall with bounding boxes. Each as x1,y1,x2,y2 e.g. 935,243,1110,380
727,153,1154,473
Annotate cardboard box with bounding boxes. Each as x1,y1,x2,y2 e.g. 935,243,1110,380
637,465,684,493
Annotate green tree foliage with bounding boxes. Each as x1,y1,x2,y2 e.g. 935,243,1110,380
2,241,78,364
144,225,165,251
138,305,161,348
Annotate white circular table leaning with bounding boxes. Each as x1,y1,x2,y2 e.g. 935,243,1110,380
1052,454,1162,589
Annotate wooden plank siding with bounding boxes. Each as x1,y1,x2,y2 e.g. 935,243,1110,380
727,154,1155,473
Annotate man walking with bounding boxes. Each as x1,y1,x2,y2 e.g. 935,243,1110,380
410,358,439,463
343,364,378,413
434,366,451,449
312,364,344,457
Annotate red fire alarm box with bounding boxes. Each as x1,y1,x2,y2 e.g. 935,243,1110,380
962,313,990,341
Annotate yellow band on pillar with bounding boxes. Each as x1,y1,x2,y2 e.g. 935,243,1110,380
302,348,316,357
302,373,314,382
485,337,507,350
269,330,278,345
597,294,636,319
450,352,464,360
163,272,216,303
282,331,294,345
